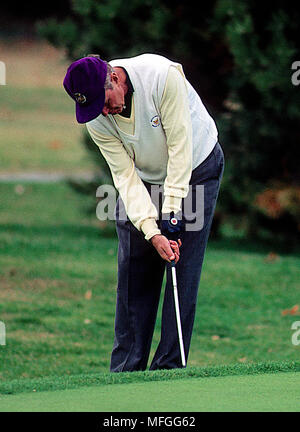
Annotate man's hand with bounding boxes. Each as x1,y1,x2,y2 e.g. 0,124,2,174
150,234,182,264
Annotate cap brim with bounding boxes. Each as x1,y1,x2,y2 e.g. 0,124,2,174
75,89,105,124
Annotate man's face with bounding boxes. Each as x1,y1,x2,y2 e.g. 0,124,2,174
102,80,125,117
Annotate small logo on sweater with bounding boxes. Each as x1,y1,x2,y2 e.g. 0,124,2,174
74,92,87,104
151,115,160,127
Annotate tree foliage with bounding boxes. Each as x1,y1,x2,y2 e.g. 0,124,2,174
212,0,300,243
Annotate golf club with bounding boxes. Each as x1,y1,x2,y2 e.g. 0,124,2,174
170,259,186,367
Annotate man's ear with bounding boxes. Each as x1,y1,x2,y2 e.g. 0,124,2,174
111,70,118,84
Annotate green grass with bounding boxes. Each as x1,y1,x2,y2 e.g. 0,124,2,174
0,40,95,174
0,360,299,395
1,371,300,412
0,182,300,383
0,85,93,173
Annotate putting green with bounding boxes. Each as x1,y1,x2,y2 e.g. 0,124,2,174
0,372,299,412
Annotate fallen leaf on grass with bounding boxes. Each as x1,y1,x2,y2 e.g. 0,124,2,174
211,335,220,341
9,268,17,277
84,290,92,300
238,357,247,363
48,140,63,150
14,184,25,195
281,305,299,316
264,252,279,262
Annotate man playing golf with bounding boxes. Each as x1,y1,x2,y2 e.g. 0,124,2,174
63,53,224,371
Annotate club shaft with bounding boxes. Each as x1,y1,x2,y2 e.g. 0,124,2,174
171,266,186,367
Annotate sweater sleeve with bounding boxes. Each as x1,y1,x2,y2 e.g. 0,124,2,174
160,66,193,214
86,123,161,241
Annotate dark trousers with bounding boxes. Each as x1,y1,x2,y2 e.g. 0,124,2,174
110,142,225,372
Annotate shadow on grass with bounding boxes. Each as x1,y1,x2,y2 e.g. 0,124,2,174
2,223,300,256
1,223,117,240
208,236,300,256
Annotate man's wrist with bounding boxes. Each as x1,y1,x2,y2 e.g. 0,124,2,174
150,233,162,244
141,219,161,242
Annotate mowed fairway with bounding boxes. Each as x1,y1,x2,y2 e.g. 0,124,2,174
1,182,300,381
1,372,300,412
0,39,92,174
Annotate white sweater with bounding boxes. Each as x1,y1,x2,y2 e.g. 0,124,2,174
86,54,218,240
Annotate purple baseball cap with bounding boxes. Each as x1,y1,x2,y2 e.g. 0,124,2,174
63,57,108,123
